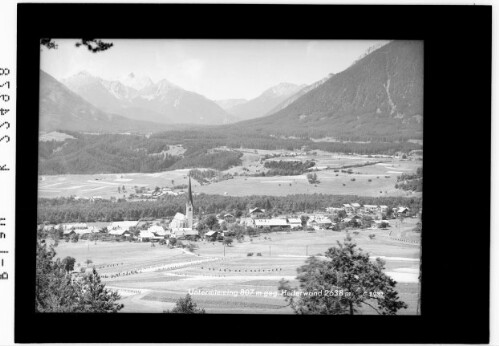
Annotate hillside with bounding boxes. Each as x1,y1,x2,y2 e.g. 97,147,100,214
39,70,171,134
226,82,306,121
63,71,235,126
235,41,423,141
267,73,334,115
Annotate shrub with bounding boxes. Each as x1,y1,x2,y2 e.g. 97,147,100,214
257,253,262,256
247,252,254,256
369,234,376,240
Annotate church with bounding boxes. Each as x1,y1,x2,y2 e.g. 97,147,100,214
169,176,198,238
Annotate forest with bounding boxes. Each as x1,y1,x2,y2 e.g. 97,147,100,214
37,193,422,224
395,167,423,192
263,160,316,176
38,129,422,175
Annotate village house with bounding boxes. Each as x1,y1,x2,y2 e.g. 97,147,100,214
205,230,220,241
248,207,265,218
62,223,88,231
86,222,109,233
239,217,255,228
171,228,199,240
109,221,138,231
223,213,236,223
108,228,132,238
307,216,334,230
138,230,156,242
286,218,302,229
363,205,379,214
326,207,344,215
343,204,354,214
393,207,410,217
351,203,362,212
147,225,167,237
254,218,290,230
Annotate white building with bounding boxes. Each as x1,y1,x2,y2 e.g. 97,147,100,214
287,218,302,228
109,221,138,231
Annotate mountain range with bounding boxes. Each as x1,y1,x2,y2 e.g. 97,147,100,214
39,40,423,140
39,70,174,133
234,40,423,140
62,72,235,125
220,83,306,121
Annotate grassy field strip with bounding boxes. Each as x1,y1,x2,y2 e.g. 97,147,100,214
384,271,418,283
105,286,150,297
101,257,220,278
369,256,419,261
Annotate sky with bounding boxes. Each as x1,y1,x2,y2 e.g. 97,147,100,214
41,39,389,100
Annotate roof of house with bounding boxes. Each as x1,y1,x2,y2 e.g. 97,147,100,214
75,229,92,235
86,222,110,229
249,207,265,214
255,219,288,227
109,221,138,230
287,218,302,223
62,223,87,230
364,205,378,208
172,228,199,237
139,231,155,238
351,203,361,208
147,225,165,233
343,204,352,208
205,230,218,236
109,229,130,236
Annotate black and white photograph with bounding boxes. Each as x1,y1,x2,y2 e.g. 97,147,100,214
6,2,492,344
35,38,423,315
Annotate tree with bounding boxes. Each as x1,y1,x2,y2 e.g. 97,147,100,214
204,215,219,230
36,241,123,312
223,237,233,246
61,256,76,274
307,173,319,184
300,215,309,227
169,237,177,247
74,268,124,312
41,38,113,52
164,294,205,314
278,235,407,315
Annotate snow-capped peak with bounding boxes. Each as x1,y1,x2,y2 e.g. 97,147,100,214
119,72,153,91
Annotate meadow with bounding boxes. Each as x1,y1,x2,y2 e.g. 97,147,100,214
54,219,421,315
38,153,421,199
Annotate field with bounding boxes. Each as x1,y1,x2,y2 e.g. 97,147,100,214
54,218,421,314
39,152,422,199
38,169,193,199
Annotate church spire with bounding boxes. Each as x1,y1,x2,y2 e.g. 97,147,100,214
187,175,194,208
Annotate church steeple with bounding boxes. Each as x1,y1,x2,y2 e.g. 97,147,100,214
186,175,194,228
187,175,194,208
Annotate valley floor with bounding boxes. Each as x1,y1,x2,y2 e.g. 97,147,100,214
53,220,421,315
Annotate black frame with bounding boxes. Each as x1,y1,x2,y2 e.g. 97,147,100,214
16,4,491,343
